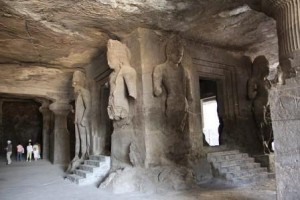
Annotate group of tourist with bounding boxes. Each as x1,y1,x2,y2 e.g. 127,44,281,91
4,139,41,165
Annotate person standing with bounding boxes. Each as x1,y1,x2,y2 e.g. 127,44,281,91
26,142,33,162
5,140,12,165
16,143,24,161
32,143,40,161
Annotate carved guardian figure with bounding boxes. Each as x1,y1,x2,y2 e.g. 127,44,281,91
153,35,193,132
107,39,137,121
247,55,273,154
67,70,91,173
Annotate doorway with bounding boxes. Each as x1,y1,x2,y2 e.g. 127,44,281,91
1,100,43,157
99,84,113,155
200,79,221,146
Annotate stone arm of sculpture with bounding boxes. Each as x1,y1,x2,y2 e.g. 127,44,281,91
185,69,193,103
80,88,91,127
247,78,257,100
123,67,137,99
153,65,163,96
271,65,285,85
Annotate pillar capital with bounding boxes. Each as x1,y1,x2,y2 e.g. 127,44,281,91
262,0,300,78
262,0,295,16
49,101,72,115
39,100,51,113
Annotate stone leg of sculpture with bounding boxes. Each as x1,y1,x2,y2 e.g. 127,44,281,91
259,124,271,154
263,124,274,153
79,125,89,160
66,124,81,173
165,104,188,163
254,103,271,154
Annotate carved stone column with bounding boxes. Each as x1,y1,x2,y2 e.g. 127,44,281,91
39,100,52,160
263,0,300,59
49,101,71,164
262,1,300,199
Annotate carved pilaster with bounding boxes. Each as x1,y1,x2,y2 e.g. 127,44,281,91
39,100,52,160
49,101,71,164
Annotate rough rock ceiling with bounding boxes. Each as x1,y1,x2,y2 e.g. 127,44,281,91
0,0,278,68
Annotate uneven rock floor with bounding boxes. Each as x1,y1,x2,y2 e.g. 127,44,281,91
0,159,276,200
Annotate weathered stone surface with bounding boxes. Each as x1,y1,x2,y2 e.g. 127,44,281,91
100,166,195,194
270,76,300,200
0,0,278,69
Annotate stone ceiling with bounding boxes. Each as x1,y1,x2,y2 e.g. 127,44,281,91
0,0,278,69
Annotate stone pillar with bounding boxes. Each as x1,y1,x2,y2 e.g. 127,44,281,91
262,1,300,199
49,101,71,164
39,100,52,160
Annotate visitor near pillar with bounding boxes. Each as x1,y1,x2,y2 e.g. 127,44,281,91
5,140,12,165
33,143,40,161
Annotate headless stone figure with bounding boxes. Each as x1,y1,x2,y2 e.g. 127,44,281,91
106,39,137,169
67,71,91,173
248,56,274,154
153,35,193,162
107,39,137,122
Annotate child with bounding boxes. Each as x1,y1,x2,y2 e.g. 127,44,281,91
5,140,12,165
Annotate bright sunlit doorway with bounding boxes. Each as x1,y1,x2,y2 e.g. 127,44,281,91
200,79,221,146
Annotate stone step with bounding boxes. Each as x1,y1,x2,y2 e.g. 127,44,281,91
214,157,255,169
224,167,268,180
208,153,248,162
66,155,111,186
220,162,261,173
74,169,93,178
231,172,270,184
207,150,240,159
65,174,85,185
268,173,275,179
78,164,98,173
84,160,101,167
89,155,109,162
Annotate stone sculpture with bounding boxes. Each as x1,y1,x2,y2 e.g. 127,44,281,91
152,35,193,163
107,39,137,122
67,70,91,172
153,35,193,133
247,55,273,154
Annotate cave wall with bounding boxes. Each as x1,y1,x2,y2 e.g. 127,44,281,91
0,64,73,102
84,28,263,172
0,100,42,156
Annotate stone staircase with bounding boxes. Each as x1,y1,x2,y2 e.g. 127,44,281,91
207,150,274,185
65,155,111,186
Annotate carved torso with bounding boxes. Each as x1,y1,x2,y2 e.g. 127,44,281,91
108,66,137,120
75,92,85,124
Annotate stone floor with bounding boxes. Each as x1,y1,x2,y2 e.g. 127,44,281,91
0,158,276,200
